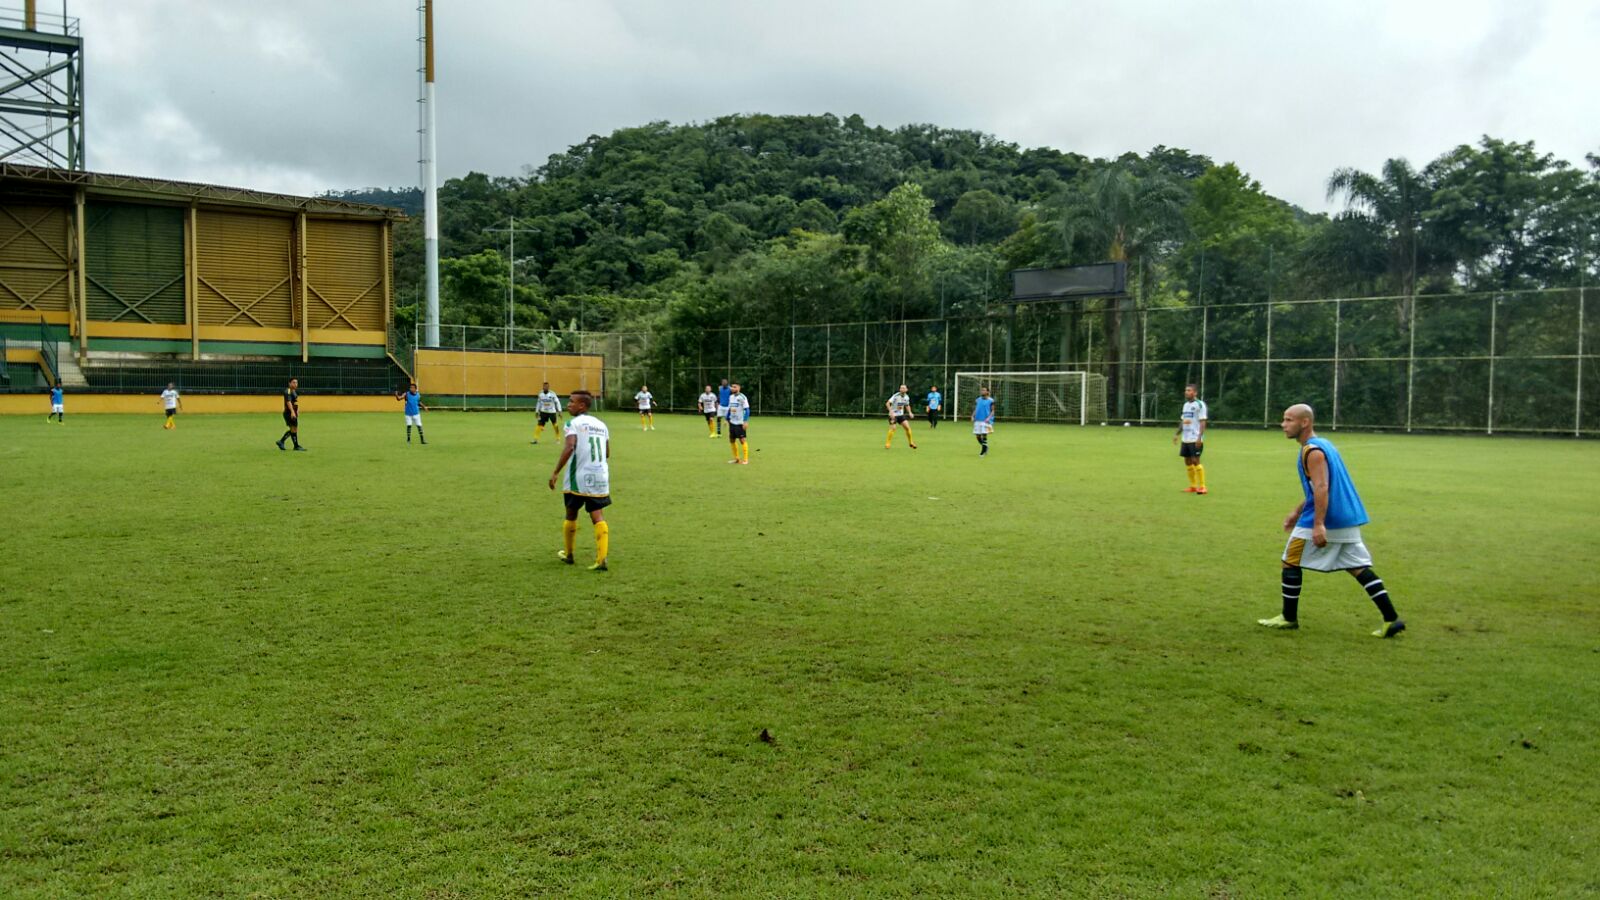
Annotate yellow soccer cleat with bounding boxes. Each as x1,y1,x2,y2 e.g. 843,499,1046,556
1373,619,1406,638
1257,615,1299,630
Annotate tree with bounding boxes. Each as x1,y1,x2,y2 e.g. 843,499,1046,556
1425,137,1588,290
945,189,1018,245
1326,157,1430,297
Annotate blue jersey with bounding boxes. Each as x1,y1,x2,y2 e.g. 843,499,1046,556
718,386,731,406
404,391,422,416
50,387,63,405
1297,437,1369,529
973,396,993,421
927,391,942,410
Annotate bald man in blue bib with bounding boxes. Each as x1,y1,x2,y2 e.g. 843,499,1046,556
1259,403,1405,638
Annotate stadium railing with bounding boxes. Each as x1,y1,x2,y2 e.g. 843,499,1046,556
78,357,402,395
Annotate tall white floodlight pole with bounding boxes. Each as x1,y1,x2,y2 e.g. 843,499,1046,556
420,0,441,347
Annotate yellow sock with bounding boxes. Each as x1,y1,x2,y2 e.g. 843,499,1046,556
741,441,749,462
707,419,715,435
1196,464,1206,488
731,442,740,460
562,519,577,556
886,428,895,445
535,424,544,439
1186,466,1196,487
593,521,609,563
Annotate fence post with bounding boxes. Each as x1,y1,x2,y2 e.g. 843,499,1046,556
1138,309,1148,422
1263,301,1272,426
1487,294,1497,435
1332,299,1341,430
942,318,950,402
825,322,831,416
1405,296,1417,432
1199,305,1208,399
1578,285,1586,437
861,322,867,417
790,323,796,415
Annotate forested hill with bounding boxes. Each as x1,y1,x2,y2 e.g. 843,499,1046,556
327,113,1598,337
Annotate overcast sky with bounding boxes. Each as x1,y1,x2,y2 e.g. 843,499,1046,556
72,0,1599,212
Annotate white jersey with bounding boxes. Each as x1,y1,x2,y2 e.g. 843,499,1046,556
562,414,611,497
161,389,180,410
1180,399,1208,442
887,392,912,416
635,391,653,410
537,391,561,413
698,392,718,413
726,393,751,425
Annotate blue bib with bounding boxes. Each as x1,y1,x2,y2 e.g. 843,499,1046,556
1297,437,1369,529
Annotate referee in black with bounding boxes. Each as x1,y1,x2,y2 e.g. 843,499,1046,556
276,377,306,451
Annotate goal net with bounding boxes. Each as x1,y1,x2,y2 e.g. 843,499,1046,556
952,371,1109,425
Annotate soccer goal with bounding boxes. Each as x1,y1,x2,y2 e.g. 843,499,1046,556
952,371,1109,425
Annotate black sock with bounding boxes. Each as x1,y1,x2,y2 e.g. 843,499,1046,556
1352,568,1398,622
291,433,301,448
280,430,291,443
417,428,425,441
1281,566,1303,621
406,425,412,441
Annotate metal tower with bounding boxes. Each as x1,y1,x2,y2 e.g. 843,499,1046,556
0,2,84,170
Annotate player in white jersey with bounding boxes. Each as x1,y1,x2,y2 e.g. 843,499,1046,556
635,385,655,431
726,382,751,464
533,382,562,444
549,390,611,571
698,385,718,437
159,383,182,430
884,384,918,449
1172,383,1209,494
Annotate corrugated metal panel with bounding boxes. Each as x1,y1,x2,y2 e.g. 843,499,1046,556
305,219,385,331
195,210,293,328
85,202,185,323
0,202,71,312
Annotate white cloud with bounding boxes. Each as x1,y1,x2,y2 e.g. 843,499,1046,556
66,0,1600,209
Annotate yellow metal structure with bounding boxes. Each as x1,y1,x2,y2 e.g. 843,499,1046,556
415,348,605,399
0,202,70,314
195,210,294,329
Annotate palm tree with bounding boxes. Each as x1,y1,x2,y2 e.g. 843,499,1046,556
1057,164,1189,416
1326,158,1429,299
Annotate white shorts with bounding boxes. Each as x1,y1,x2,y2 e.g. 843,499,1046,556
973,420,993,435
717,406,729,418
51,403,63,413
1283,526,1372,572
405,414,422,426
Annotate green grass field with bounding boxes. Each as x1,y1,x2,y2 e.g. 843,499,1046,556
2,410,1596,897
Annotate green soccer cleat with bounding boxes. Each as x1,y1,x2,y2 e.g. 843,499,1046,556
589,560,608,572
557,550,575,565
1257,615,1299,630
1373,619,1406,638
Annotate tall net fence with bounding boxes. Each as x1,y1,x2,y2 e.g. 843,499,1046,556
409,288,1594,435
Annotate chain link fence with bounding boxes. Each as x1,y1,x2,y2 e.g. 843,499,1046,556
409,288,1594,435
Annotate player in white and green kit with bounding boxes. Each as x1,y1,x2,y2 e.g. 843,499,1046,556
884,384,918,449
698,385,718,437
549,390,611,571
533,382,562,444
635,385,655,431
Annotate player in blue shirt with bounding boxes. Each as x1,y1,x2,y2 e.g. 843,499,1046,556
394,381,428,444
925,386,942,429
716,379,732,436
971,386,994,456
1259,403,1405,638
47,382,64,423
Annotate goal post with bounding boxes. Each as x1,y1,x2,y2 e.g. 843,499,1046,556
952,371,1109,426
